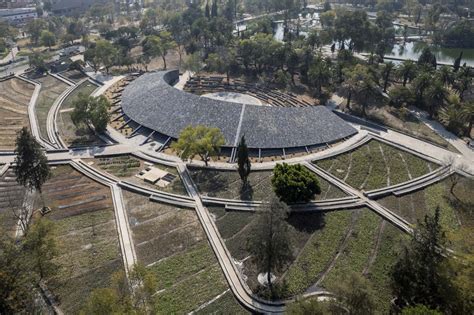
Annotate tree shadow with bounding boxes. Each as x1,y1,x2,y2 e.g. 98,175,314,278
239,181,254,201
189,168,228,196
286,211,326,234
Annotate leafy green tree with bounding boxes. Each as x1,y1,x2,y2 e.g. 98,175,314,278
39,30,56,49
237,136,251,184
461,101,474,137
0,233,38,313
205,46,236,83
142,32,176,70
308,57,331,95
425,80,447,118
82,264,157,314
391,207,464,313
247,196,292,298
389,86,415,108
286,297,332,314
272,163,320,204
382,61,395,92
418,47,437,69
85,40,118,73
71,94,110,133
401,305,442,315
184,52,204,77
28,51,48,73
438,94,465,134
171,125,225,166
331,272,376,315
343,64,377,116
14,128,50,211
26,19,47,45
23,219,58,280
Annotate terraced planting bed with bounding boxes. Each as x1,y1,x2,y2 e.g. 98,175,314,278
85,154,187,195
57,81,105,147
35,75,69,141
315,139,438,191
0,169,28,234
209,206,352,295
122,191,239,313
211,204,408,312
0,78,34,150
40,165,122,313
378,175,474,255
189,167,347,201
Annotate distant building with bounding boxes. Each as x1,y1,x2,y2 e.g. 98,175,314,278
0,7,36,24
50,0,103,16
0,0,34,9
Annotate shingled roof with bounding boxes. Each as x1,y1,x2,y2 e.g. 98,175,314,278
121,70,357,149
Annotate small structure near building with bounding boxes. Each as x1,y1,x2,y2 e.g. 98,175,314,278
136,166,175,188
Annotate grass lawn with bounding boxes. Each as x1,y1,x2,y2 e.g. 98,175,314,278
40,165,122,314
35,75,69,141
86,154,187,195
57,81,104,147
189,167,346,201
314,139,437,191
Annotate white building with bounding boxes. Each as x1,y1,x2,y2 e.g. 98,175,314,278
0,7,36,24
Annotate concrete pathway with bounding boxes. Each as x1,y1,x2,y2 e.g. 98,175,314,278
0,47,18,64
410,107,474,161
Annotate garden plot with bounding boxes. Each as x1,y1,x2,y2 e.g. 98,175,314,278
315,139,437,191
0,78,34,149
35,75,69,141
122,190,231,313
85,154,187,195
40,165,122,314
194,290,249,314
211,205,407,310
210,206,353,295
0,169,28,234
56,81,105,147
189,167,346,201
378,175,473,255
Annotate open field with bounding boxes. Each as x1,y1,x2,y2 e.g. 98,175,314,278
189,167,347,201
0,78,34,150
85,154,187,195
378,175,474,254
35,75,69,141
0,168,28,234
315,139,438,191
41,165,122,314
57,81,105,147
122,191,239,313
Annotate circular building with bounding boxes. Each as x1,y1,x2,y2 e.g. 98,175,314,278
121,70,357,157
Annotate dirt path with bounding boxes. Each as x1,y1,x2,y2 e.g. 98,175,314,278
363,220,386,275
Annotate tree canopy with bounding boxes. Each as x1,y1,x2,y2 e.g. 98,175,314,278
272,163,321,204
71,94,110,133
171,125,225,166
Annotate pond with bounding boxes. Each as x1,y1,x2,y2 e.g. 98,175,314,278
386,41,474,67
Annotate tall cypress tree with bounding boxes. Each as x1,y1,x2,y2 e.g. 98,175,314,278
211,0,218,18
237,135,251,184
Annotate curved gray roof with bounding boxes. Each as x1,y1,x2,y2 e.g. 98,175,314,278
121,70,357,149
